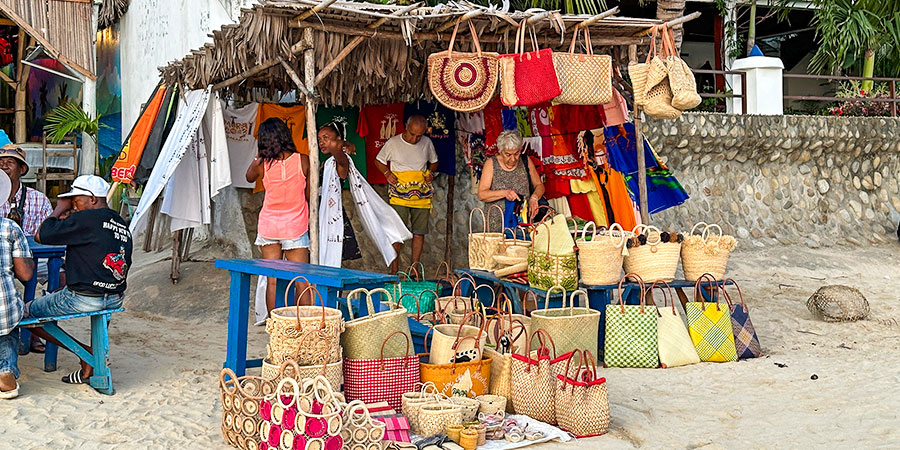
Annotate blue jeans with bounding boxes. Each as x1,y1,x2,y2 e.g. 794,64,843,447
0,329,19,378
27,287,124,318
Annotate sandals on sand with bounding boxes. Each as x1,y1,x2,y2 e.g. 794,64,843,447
61,370,88,385
0,383,18,399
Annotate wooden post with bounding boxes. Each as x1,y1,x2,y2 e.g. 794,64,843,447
14,30,28,143
171,230,182,284
444,175,455,265
302,27,320,264
633,104,650,224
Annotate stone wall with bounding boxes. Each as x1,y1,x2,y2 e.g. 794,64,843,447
237,113,900,274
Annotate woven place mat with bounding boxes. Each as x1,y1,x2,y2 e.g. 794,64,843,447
410,414,573,449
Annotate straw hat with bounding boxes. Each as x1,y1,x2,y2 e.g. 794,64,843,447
0,144,28,173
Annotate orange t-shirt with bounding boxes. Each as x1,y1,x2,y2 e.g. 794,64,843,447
255,104,309,155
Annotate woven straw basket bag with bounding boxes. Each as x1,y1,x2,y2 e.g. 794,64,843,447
341,287,411,360
428,21,499,112
266,280,344,366
260,346,344,392
623,225,682,282
418,397,463,438
553,27,612,105
468,206,504,271
219,366,280,449
577,222,633,286
402,383,440,434
681,223,737,281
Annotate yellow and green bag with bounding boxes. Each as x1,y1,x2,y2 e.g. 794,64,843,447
684,274,737,362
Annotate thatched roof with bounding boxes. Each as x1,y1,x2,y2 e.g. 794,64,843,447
99,0,130,30
0,0,96,79
161,0,686,106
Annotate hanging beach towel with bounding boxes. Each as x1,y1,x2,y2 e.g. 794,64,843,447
428,21,499,112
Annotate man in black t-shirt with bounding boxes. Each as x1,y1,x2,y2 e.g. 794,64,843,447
27,175,132,385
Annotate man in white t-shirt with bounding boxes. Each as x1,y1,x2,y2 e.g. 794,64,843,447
374,115,439,274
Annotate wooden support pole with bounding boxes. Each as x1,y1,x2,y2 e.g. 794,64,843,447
312,3,422,86
0,70,16,90
444,176,455,265
293,0,338,22
211,40,313,91
302,27,321,264
435,10,484,33
171,230,182,284
633,104,650,224
574,7,620,30
14,29,28,143
633,11,701,36
279,58,313,99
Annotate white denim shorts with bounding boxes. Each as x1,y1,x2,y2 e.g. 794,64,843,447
255,232,309,250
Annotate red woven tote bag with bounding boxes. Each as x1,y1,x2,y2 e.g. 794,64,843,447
499,21,561,106
343,331,421,411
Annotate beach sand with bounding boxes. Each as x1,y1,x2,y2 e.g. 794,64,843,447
3,244,899,449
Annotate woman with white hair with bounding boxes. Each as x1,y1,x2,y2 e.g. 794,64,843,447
478,130,545,230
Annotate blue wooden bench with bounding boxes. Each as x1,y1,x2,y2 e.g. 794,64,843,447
18,237,66,363
18,308,124,395
215,259,398,377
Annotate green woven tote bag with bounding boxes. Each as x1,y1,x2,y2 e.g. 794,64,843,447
604,274,659,368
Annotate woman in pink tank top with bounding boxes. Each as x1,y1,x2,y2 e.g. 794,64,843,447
246,118,311,310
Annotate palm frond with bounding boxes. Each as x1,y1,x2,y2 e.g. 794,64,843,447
43,102,108,144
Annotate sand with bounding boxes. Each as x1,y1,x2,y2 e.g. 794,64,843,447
3,243,900,449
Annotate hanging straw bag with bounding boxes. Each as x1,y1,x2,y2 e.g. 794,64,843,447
553,27,613,105
510,329,558,424
342,400,388,448
577,222,632,286
266,281,344,365
343,331,421,412
219,366,279,449
660,24,702,110
261,331,344,390
628,25,659,108
642,25,682,120
417,397,463,438
681,223,737,281
428,20,499,112
721,279,762,359
604,274,659,368
429,311,488,365
499,20,562,106
468,206,505,271
528,216,578,291
648,281,700,368
554,350,610,438
623,224,681,283
341,288,411,360
685,274,738,363
530,287,601,357
258,375,344,450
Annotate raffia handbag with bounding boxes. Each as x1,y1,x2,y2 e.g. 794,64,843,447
604,275,659,368
258,375,344,450
484,293,530,352
642,25,682,120
343,331,421,411
484,317,526,413
428,20,499,112
435,274,476,324
429,311,488,365
721,279,762,359
499,20,562,106
261,331,344,390
661,24,702,110
468,206,504,271
530,287,601,357
510,329,558,424
266,281,344,365
553,27,613,105
417,397,463,438
402,382,440,434
219,366,279,449
385,262,438,314
685,274,738,363
627,25,659,108
341,288,411,360
623,224,681,283
648,281,700,368
681,223,737,282
420,330,493,398
554,350,610,438
577,222,632,286
528,217,578,291
342,400,388,448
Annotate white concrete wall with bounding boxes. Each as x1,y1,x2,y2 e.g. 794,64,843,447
119,0,239,136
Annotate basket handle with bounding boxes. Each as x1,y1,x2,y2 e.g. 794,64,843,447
344,400,373,427
486,204,504,233
618,273,647,313
344,288,370,320
284,275,311,307
469,207,487,234
647,280,676,316
720,278,746,313
693,273,721,312
581,350,599,385
529,204,555,223
275,376,301,409
219,367,239,395
522,290,536,315
475,283,497,311
449,335,482,375
604,222,629,251
559,349,583,391
367,287,396,317
398,293,420,319
434,261,452,281
631,224,663,247
689,222,709,236
420,327,434,358
406,262,426,281
580,221,597,242
529,328,557,361
296,283,326,331
569,289,589,312
453,273,477,298
380,331,412,368
701,224,723,243
543,285,567,310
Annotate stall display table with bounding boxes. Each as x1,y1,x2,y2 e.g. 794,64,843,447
455,268,731,355
215,259,397,376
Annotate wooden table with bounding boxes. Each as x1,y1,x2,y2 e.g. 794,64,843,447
18,237,66,370
455,268,731,355
215,259,397,376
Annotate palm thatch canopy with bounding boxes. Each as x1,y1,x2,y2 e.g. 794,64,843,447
160,0,696,106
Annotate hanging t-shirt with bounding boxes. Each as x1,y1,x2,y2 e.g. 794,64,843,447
316,106,367,180
358,103,405,184
405,101,457,175
223,102,259,189
255,104,309,154
483,98,503,154
38,209,133,295
603,123,658,175
501,109,517,131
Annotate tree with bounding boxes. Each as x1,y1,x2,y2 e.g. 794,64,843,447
43,102,104,144
657,0,686,49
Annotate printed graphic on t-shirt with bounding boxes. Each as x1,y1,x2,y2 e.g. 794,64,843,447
103,246,128,281
97,219,132,288
380,113,401,142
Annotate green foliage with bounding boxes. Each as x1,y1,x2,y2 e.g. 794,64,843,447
43,102,108,144
807,0,900,77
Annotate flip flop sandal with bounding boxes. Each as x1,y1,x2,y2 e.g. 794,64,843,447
525,430,546,441
61,370,88,384
0,383,19,399
505,430,524,443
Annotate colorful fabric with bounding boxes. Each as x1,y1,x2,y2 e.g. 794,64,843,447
623,167,689,214
358,102,405,184
111,83,167,183
685,301,738,362
374,415,411,442
515,108,534,137
0,185,52,235
604,304,658,368
0,219,29,336
602,123,658,175
501,109,518,131
595,167,637,232
405,101,456,175
602,86,630,126
255,103,309,154
483,98,504,154
316,105,367,180
388,171,433,209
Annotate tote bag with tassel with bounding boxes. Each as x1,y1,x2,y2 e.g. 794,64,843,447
685,274,738,363
648,281,700,368
499,21,561,106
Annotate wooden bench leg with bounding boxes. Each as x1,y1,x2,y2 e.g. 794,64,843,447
44,342,58,372
17,328,31,355
88,314,114,395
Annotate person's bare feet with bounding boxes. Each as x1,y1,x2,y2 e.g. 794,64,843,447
0,372,17,392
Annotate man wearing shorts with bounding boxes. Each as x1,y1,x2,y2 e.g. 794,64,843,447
374,115,439,274
28,175,132,386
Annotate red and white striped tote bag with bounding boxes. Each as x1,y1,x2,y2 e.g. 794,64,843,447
344,331,421,411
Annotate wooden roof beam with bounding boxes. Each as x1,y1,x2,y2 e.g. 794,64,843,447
633,11,701,36
211,39,313,91
574,7,620,30
293,0,339,22
434,9,484,33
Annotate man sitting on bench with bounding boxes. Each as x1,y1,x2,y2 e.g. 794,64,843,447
27,175,132,385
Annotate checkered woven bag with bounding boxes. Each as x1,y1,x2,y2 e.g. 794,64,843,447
343,331,421,412
720,279,762,359
685,274,738,363
554,350,610,438
510,329,558,424
604,274,659,368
